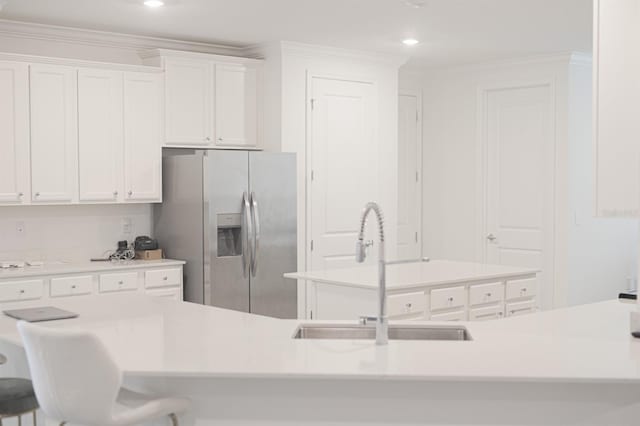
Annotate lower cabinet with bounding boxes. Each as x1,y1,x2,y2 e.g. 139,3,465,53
309,274,538,322
0,264,184,305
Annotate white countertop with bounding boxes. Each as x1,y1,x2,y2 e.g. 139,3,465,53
0,294,639,384
284,260,538,290
0,259,186,279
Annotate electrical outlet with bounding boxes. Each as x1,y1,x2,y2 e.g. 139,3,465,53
121,218,133,236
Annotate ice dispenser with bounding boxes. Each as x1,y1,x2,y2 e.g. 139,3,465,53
217,213,242,257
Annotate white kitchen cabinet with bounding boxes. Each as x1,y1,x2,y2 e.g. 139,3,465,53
0,62,30,205
29,64,78,203
430,310,466,322
0,280,44,303
78,68,124,203
146,287,182,301
593,0,640,216
164,58,213,146
215,64,257,147
123,72,163,202
50,275,93,297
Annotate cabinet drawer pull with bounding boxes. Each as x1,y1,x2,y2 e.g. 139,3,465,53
34,192,40,197
163,276,168,281
113,191,118,196
18,192,23,197
128,191,133,197
118,281,124,285
19,289,25,294
448,297,454,302
486,292,492,297
71,285,77,289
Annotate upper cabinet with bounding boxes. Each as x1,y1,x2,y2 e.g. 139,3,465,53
0,62,30,205
594,0,640,216
29,64,78,204
145,50,262,149
77,68,123,203
123,72,163,202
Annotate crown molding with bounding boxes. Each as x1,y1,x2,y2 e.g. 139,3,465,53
0,19,248,57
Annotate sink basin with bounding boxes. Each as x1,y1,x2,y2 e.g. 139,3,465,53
293,324,472,341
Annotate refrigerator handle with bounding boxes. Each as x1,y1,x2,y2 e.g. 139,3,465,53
250,191,260,277
242,192,252,278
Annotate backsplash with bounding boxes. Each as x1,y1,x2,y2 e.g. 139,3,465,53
0,204,152,263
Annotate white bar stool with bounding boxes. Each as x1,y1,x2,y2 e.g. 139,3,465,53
17,321,189,426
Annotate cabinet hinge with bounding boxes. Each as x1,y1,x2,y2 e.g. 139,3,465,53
310,310,314,320
415,171,419,182
310,98,316,110
311,170,315,181
415,232,419,243
310,240,314,251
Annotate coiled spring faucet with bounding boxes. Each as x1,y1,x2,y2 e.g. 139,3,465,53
355,202,388,345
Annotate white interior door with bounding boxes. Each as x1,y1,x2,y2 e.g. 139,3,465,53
484,84,554,309
397,93,422,260
309,76,378,271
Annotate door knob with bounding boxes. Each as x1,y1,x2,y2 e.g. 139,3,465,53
486,233,497,242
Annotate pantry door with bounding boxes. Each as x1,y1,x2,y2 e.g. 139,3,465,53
309,76,378,271
397,92,422,260
483,83,555,309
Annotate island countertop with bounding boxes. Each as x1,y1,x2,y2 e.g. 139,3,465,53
0,293,638,384
284,259,538,290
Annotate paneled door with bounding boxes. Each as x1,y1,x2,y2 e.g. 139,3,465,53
123,72,163,202
78,68,123,202
215,64,255,147
483,84,554,309
397,92,422,260
309,76,378,270
0,62,30,204
29,64,78,203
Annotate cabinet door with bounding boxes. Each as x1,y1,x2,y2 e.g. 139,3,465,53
0,62,30,204
594,0,640,216
164,58,213,145
78,68,123,202
29,64,78,203
123,72,163,202
215,64,256,147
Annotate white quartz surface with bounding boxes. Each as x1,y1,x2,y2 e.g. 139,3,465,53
0,294,638,384
0,259,186,279
285,259,538,290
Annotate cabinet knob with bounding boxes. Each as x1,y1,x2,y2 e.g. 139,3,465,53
17,192,23,197
163,276,168,281
217,137,223,142
486,292,492,297
128,191,133,197
34,192,40,197
205,137,211,142
113,191,118,196
19,289,25,294
448,297,454,302
71,285,77,289
118,281,124,285
405,302,412,309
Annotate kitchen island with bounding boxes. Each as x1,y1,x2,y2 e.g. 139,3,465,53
286,260,539,321
0,294,639,425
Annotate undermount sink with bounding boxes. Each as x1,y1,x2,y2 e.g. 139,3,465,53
293,324,472,341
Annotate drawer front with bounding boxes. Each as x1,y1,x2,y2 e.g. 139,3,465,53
50,275,93,297
469,282,504,306
99,272,138,293
388,291,426,318
506,278,537,300
430,286,466,311
145,268,181,289
506,299,537,317
469,305,504,321
147,287,182,301
430,309,466,322
0,280,44,302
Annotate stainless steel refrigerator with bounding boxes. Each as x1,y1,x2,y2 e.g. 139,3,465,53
154,149,297,319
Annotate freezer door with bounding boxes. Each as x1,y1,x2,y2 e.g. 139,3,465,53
204,150,250,312
249,152,297,318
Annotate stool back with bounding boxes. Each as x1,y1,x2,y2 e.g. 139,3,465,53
17,321,122,424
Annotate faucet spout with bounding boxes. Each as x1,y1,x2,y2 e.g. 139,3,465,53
355,202,388,345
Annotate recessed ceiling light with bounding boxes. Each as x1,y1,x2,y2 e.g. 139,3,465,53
402,39,419,46
144,0,164,8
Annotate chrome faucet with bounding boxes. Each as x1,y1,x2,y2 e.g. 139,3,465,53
355,202,388,345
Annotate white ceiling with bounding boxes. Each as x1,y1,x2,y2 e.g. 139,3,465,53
0,0,592,68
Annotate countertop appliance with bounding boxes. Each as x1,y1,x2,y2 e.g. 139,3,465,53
154,149,297,319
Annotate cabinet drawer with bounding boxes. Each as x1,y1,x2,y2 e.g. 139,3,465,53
430,310,466,322
506,299,537,317
0,280,44,302
145,268,181,289
50,275,93,297
506,278,537,300
469,282,504,306
147,287,182,301
430,286,466,311
469,305,504,321
388,291,426,318
99,272,138,293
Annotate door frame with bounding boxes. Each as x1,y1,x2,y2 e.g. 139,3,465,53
398,89,423,259
303,71,378,318
475,80,559,310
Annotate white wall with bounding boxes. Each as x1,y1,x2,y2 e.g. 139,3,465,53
401,54,638,307
0,204,152,262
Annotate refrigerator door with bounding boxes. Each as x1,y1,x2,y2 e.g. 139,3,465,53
204,150,251,312
249,152,297,318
